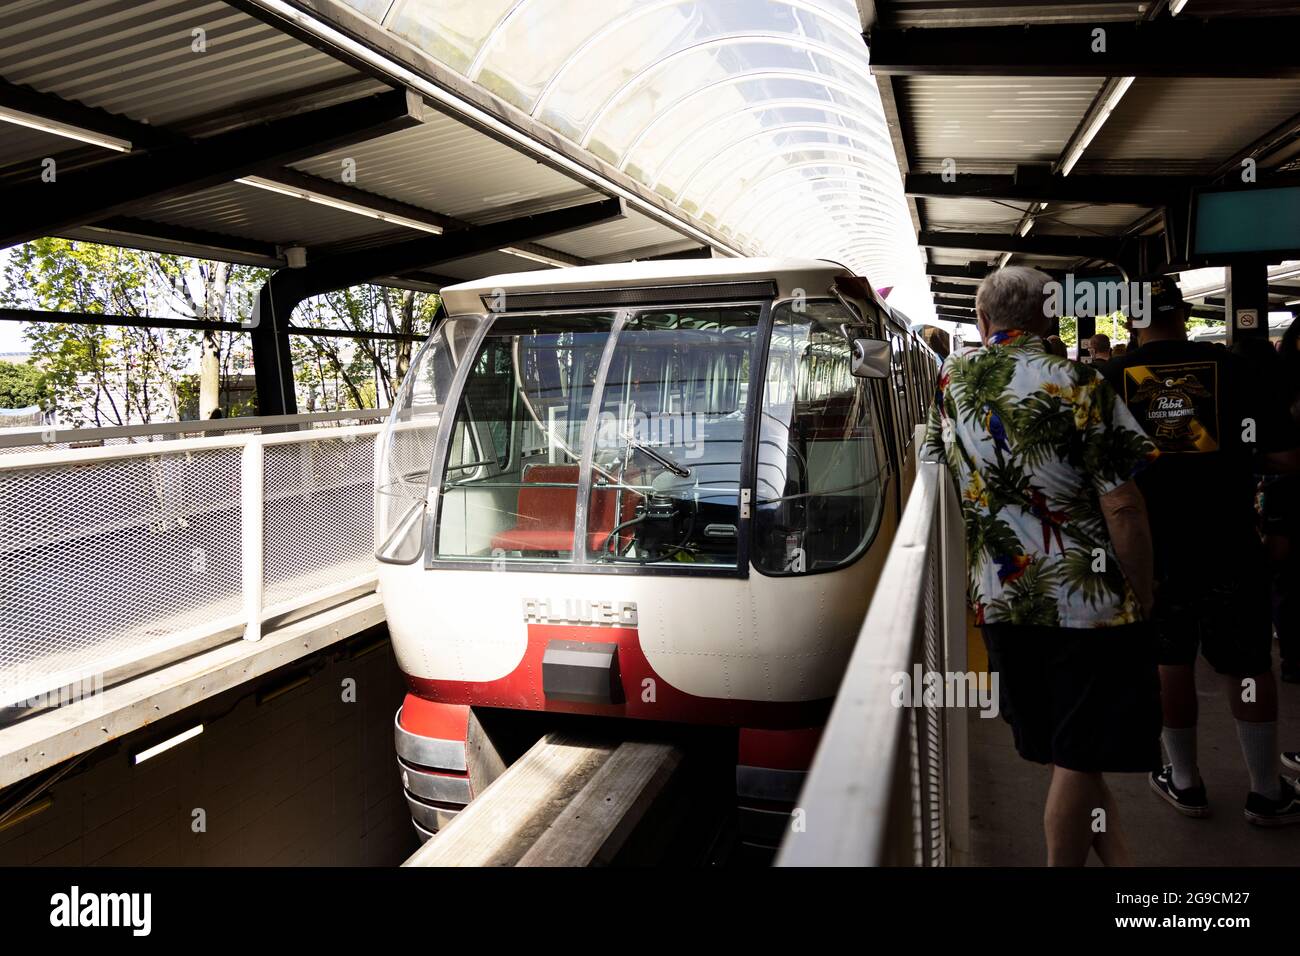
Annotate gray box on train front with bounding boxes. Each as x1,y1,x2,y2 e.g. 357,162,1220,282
542,640,621,704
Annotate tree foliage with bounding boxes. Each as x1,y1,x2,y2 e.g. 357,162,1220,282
291,284,440,411
0,238,438,425
0,360,50,409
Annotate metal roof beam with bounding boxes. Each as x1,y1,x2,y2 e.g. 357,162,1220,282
925,262,996,281
293,198,623,295
248,167,459,235
0,79,168,153
868,15,1300,78
906,171,1191,206
250,197,625,415
61,218,285,268
1211,108,1300,180
0,307,425,342
919,231,1120,262
0,89,423,249
928,281,976,297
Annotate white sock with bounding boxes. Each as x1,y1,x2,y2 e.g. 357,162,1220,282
1161,726,1199,790
1235,720,1283,801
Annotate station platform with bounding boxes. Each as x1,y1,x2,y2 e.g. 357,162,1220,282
969,645,1300,866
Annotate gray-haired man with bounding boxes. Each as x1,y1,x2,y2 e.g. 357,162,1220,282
923,266,1162,865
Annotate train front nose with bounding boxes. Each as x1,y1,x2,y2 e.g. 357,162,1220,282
393,697,504,843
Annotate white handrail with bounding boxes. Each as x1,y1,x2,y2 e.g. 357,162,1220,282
0,407,390,450
0,422,385,470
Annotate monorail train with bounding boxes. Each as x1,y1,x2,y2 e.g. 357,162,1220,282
374,257,940,851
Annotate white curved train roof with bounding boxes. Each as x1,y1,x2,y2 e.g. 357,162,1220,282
438,256,856,316
441,256,878,316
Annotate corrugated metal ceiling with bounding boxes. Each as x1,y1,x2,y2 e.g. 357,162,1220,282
882,0,1300,320
906,76,1105,166
1087,78,1300,173
289,115,602,225
0,0,369,128
0,0,720,284
138,181,410,248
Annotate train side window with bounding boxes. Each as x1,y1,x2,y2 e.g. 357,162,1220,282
753,300,886,575
376,317,477,564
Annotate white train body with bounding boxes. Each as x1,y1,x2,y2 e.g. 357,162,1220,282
375,257,936,730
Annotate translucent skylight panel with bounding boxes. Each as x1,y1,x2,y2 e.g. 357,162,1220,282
333,0,934,321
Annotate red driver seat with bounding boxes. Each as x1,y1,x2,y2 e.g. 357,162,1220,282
490,463,640,554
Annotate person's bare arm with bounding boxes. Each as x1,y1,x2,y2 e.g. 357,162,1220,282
1099,479,1155,617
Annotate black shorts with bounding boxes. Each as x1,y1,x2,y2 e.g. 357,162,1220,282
981,623,1161,773
1153,572,1273,676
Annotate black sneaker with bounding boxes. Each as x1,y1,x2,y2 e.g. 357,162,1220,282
1149,766,1211,817
1244,777,1300,827
1282,752,1300,774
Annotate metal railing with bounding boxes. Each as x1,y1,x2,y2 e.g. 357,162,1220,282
777,445,969,866
0,407,390,454
0,416,384,720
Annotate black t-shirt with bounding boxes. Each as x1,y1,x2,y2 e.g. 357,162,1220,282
1102,339,1294,573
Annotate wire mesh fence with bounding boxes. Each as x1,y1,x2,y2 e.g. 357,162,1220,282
0,418,385,720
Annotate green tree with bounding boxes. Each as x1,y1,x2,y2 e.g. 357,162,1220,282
1058,311,1217,348
0,239,262,425
1,238,437,424
0,360,50,409
291,285,439,411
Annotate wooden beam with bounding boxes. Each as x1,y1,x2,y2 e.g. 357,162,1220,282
518,742,682,866
404,733,682,867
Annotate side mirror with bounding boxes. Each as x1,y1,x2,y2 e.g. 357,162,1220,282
851,338,891,378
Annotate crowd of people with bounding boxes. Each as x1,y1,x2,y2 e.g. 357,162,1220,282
922,266,1300,866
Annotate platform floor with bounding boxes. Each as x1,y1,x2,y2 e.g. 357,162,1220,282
968,645,1300,866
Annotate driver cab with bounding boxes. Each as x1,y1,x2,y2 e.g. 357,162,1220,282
376,258,896,578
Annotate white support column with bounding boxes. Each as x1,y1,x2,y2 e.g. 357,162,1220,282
241,439,265,642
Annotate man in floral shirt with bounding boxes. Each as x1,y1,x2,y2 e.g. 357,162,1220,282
922,266,1160,866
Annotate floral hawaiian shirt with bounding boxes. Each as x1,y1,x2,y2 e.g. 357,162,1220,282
921,330,1159,628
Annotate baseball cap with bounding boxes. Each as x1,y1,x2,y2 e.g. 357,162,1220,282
1145,274,1185,315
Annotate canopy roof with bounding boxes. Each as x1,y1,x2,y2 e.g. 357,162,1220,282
336,0,931,318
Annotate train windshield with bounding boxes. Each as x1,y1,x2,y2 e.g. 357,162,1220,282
377,296,887,575
432,304,761,569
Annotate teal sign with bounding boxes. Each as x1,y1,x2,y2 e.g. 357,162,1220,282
1193,186,1300,256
